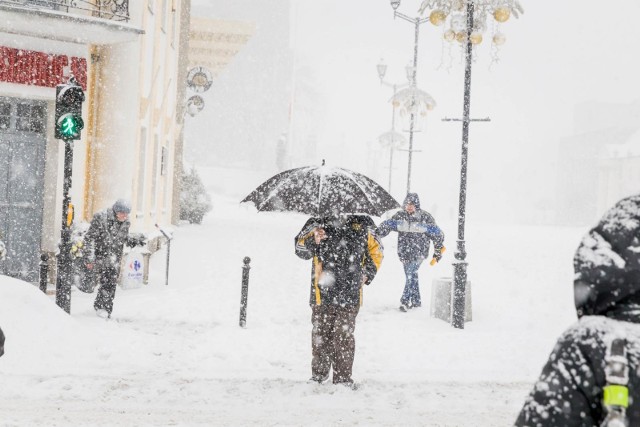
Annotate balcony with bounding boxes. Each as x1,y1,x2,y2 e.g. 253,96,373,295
0,0,142,44
0,0,130,21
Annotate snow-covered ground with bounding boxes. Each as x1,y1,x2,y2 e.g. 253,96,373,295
0,167,587,426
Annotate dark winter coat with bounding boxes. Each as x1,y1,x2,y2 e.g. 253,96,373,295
295,216,384,307
376,193,444,262
515,194,640,427
84,207,133,269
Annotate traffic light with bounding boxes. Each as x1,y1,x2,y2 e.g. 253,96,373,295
55,77,85,140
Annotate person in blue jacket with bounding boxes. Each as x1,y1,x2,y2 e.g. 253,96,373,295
376,193,444,312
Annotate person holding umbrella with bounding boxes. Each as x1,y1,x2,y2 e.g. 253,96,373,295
295,215,383,389
242,163,397,388
376,193,445,312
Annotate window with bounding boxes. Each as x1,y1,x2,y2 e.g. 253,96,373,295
171,6,177,49
136,128,148,217
160,146,168,176
162,142,171,213
16,103,45,134
150,134,159,210
0,103,10,130
161,0,168,33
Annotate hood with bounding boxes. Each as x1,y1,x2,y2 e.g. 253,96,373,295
574,194,640,318
403,193,421,210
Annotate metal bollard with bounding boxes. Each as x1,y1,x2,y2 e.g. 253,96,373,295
39,253,49,294
155,224,172,286
239,257,251,328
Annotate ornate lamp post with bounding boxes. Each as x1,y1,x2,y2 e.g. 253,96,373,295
418,0,523,329
386,0,434,193
376,59,412,193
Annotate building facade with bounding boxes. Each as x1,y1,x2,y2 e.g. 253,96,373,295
555,100,640,225
0,0,190,282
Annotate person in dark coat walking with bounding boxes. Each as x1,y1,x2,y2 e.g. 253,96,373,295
515,194,640,427
84,199,145,318
376,193,444,311
295,215,383,388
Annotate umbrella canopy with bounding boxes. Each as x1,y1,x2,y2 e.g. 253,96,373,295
241,165,401,217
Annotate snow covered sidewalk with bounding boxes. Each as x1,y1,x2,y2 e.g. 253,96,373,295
0,193,585,426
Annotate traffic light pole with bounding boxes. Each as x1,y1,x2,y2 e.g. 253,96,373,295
55,139,74,313
53,76,84,313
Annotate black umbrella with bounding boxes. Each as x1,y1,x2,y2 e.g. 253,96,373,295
241,165,400,217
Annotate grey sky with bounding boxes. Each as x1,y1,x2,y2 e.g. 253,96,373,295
189,0,640,223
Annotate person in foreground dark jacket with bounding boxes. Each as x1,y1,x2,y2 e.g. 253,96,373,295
515,194,640,427
376,193,444,311
295,215,383,388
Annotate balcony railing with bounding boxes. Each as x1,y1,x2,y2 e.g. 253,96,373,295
0,0,130,22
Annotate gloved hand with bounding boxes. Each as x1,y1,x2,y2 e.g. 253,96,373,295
127,233,147,248
430,246,446,266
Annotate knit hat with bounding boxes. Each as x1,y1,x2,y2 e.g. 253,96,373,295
573,194,640,318
403,193,421,210
112,198,132,214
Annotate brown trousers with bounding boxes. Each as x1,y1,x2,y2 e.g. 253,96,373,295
311,304,359,383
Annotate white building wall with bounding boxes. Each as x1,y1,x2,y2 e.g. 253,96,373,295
91,42,141,216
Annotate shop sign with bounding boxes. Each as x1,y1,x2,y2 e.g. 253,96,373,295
0,46,87,90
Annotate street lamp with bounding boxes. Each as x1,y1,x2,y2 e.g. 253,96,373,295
418,0,523,329
377,130,407,193
376,59,412,193
387,0,432,194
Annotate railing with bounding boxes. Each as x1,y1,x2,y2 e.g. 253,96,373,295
0,0,130,22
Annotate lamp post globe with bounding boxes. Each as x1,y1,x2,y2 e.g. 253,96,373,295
376,59,388,81
390,0,401,11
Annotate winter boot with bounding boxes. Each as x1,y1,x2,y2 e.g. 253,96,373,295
309,371,331,384
95,308,110,319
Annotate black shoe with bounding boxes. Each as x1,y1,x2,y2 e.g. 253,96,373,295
412,303,421,308
335,380,359,390
309,372,330,384
399,304,408,312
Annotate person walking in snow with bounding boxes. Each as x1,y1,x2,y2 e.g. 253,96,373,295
84,199,145,319
376,193,444,312
295,215,383,388
515,194,640,426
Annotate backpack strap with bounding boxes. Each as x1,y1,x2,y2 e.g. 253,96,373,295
601,338,629,427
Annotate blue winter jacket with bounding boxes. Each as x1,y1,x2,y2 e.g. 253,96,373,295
376,193,444,263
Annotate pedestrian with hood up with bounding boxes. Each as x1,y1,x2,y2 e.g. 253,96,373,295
515,194,640,427
84,199,146,318
295,215,383,389
376,193,444,312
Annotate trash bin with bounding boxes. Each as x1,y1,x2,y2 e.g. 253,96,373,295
430,277,472,323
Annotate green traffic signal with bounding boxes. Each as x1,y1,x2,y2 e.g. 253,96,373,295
57,113,84,139
55,79,85,141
